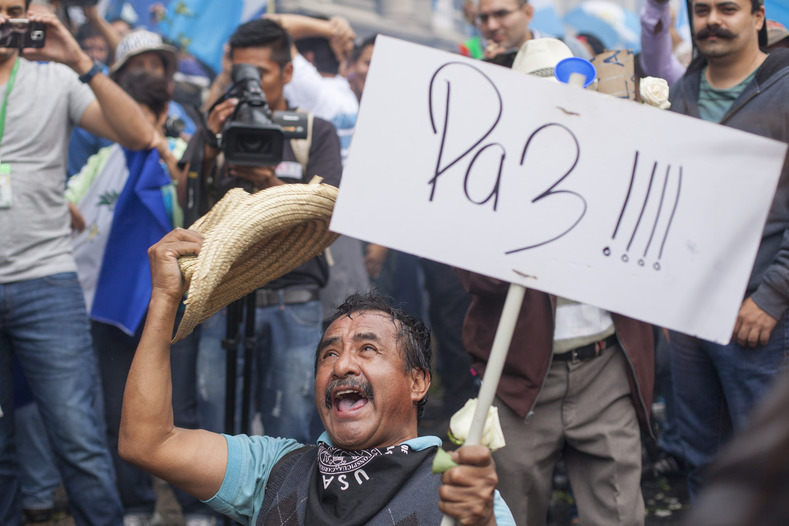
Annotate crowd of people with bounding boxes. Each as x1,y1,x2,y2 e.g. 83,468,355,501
0,0,788,525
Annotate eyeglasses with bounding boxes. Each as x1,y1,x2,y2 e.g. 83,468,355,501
475,9,517,25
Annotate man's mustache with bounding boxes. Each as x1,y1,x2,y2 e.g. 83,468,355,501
697,26,736,40
324,377,375,409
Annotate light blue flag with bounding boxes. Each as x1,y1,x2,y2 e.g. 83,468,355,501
159,0,269,75
530,0,565,37
765,0,789,28
564,0,641,53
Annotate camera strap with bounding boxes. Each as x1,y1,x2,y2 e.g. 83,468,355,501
0,58,20,154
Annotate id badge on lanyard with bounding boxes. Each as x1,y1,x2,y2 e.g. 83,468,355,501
0,163,11,208
0,58,19,209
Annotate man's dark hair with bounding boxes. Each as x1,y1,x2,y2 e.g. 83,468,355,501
76,21,103,44
320,291,433,418
350,34,377,64
296,37,339,75
228,18,292,70
118,70,170,118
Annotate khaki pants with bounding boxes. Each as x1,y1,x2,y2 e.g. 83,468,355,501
493,344,645,526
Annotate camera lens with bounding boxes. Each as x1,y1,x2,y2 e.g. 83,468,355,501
237,132,271,154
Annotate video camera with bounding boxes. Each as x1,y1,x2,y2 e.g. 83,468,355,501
0,19,45,49
216,63,308,166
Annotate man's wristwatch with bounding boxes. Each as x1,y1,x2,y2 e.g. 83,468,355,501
204,128,222,149
78,60,103,84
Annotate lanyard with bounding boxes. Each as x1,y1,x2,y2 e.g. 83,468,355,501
0,58,20,148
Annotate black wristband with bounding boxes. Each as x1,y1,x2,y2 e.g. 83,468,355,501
203,127,221,149
78,60,102,84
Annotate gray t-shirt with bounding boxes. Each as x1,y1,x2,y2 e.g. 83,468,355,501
0,58,95,283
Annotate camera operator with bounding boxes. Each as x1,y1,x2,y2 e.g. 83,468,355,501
0,1,158,525
192,18,342,444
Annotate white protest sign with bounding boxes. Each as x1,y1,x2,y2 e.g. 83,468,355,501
331,36,788,344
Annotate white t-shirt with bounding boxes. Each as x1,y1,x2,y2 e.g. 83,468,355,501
284,53,358,165
0,58,95,283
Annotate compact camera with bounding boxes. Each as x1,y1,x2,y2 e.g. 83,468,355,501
0,19,46,49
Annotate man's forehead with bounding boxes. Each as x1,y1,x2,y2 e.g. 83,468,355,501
0,1,26,11
479,0,521,11
324,310,398,339
232,46,273,60
692,0,751,8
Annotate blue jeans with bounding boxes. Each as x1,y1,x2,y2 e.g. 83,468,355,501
669,310,789,499
0,273,123,526
15,402,60,511
13,355,61,511
654,327,684,460
197,296,323,442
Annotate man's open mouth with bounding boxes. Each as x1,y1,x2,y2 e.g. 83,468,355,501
324,378,374,412
333,388,369,412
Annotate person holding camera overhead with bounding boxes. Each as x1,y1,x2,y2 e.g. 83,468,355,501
65,69,216,526
192,18,342,444
0,0,159,524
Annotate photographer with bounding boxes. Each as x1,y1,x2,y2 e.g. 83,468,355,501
192,18,342,443
66,70,214,526
0,1,157,525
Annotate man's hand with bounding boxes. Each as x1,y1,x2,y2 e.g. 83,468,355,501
228,164,282,189
328,16,355,64
733,297,778,348
147,228,202,302
207,97,239,136
24,11,91,73
438,445,497,525
68,202,85,232
364,244,389,280
483,42,507,60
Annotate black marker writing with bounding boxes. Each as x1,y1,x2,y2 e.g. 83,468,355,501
506,123,587,253
604,151,682,270
428,62,502,205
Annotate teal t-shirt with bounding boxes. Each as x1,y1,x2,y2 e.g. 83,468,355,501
698,67,755,123
204,432,515,525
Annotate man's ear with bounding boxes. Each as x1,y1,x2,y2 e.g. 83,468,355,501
282,61,294,85
410,369,431,404
754,5,765,32
522,2,535,23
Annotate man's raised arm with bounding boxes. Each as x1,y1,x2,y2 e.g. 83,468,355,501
118,229,228,500
25,11,155,150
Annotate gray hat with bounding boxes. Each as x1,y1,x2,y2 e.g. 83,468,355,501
110,30,177,79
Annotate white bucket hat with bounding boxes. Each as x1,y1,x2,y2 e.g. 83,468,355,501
110,29,177,79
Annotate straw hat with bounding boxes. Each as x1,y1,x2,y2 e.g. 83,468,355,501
173,182,339,342
511,38,574,80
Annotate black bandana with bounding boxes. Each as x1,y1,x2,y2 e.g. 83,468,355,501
305,441,437,526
